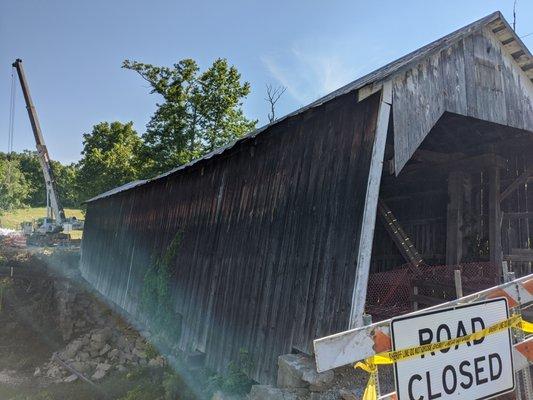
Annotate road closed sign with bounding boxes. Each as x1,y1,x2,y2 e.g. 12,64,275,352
390,298,514,400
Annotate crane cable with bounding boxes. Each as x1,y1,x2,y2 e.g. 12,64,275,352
8,67,16,154
6,67,17,185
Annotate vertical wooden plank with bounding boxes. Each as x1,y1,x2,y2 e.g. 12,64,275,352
348,81,392,329
489,166,504,271
446,170,465,265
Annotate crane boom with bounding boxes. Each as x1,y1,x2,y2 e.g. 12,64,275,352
12,59,65,224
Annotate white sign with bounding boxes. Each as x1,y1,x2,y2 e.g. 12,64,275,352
390,298,514,400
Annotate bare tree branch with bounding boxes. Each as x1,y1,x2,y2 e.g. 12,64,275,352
265,84,287,123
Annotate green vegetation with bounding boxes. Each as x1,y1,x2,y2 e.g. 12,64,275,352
0,207,84,230
1,58,256,211
123,58,257,176
207,349,255,395
77,121,143,202
1,366,183,400
161,372,197,400
0,158,30,212
140,232,183,340
0,151,78,211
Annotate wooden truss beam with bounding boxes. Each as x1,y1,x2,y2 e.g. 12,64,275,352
377,199,424,267
401,153,507,177
500,166,533,202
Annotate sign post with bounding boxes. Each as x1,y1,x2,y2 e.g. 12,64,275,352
390,298,514,400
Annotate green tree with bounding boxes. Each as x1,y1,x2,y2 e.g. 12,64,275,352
0,158,30,212
77,121,142,201
2,151,44,206
54,162,79,208
2,151,80,208
123,58,256,176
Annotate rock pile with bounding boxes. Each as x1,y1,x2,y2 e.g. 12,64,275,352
250,354,336,400
35,280,166,384
36,326,166,383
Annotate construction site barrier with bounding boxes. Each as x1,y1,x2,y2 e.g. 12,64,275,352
354,315,532,400
314,273,533,399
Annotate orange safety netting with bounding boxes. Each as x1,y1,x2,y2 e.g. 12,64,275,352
365,262,499,321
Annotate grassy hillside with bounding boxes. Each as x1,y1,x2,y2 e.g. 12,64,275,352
0,207,84,230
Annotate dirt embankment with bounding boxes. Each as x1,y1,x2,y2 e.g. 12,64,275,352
0,249,200,400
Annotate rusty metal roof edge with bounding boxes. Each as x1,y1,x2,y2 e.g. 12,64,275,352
87,11,520,204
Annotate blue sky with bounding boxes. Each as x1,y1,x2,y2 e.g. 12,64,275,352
1,1,532,163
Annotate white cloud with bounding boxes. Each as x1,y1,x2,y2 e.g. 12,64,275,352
261,40,388,106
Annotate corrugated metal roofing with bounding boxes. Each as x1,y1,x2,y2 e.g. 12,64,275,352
87,11,532,203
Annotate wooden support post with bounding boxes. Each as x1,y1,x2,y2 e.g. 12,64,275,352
446,171,466,266
502,261,509,283
412,286,419,311
454,269,463,298
489,166,503,271
349,81,392,329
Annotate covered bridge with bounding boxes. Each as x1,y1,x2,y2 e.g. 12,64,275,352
80,12,533,384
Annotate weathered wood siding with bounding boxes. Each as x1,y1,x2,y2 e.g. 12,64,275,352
501,148,533,276
392,27,533,173
80,92,380,384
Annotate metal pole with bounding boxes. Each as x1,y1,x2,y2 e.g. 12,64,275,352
513,305,532,400
504,269,531,400
363,314,381,398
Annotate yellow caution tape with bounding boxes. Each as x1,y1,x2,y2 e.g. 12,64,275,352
355,315,532,400
520,318,533,333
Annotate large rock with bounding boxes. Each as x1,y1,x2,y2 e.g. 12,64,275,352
132,347,147,359
108,348,119,360
96,362,112,372
64,374,78,383
63,339,84,359
91,362,112,381
99,344,111,356
46,365,62,379
91,327,112,344
88,340,105,353
148,356,165,368
77,352,90,362
339,389,357,400
92,369,106,380
70,361,90,373
249,385,308,400
277,354,334,392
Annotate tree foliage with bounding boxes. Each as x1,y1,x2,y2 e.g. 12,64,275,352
54,162,79,208
0,157,30,212
1,58,257,209
123,58,256,176
0,151,80,209
76,121,142,202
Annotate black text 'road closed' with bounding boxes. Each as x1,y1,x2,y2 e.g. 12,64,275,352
391,298,514,400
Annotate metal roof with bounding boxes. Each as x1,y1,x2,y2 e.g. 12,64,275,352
87,11,532,203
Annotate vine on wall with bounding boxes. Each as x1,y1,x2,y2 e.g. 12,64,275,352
140,232,183,339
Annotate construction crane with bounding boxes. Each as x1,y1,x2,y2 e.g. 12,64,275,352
12,59,66,231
